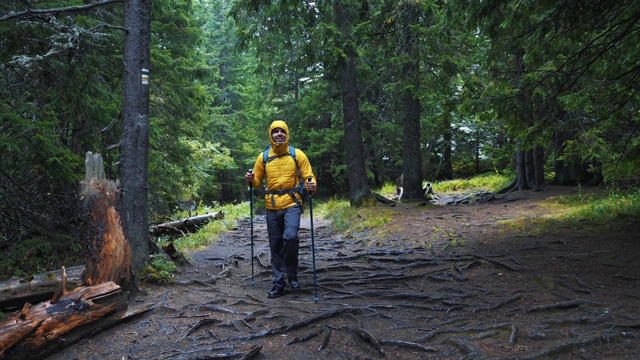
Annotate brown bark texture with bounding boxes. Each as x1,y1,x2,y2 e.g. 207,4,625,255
0,282,128,360
81,159,133,288
0,266,84,311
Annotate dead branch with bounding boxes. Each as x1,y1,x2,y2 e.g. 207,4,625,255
286,329,323,345
527,299,603,312
0,0,124,22
352,327,385,357
509,325,519,346
149,212,224,237
473,254,521,271
473,294,523,312
416,322,512,342
219,307,364,342
180,318,223,340
379,339,436,352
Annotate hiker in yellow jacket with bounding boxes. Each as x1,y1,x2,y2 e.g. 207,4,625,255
245,120,316,298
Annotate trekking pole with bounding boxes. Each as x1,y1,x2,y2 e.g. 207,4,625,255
248,169,255,285
307,177,318,302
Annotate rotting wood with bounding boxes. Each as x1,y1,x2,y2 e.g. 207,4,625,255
0,266,85,311
149,212,224,237
80,152,133,289
0,282,128,360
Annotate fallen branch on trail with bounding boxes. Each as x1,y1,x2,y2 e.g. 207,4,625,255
149,212,224,237
0,282,129,360
527,298,603,312
0,265,84,311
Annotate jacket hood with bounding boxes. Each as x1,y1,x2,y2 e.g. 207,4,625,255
269,120,290,151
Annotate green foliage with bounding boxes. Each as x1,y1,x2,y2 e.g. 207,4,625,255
316,197,392,235
554,187,640,228
139,253,177,284
429,174,512,194
0,235,84,281
159,202,250,252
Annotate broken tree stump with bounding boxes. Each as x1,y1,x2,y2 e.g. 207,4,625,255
0,282,128,360
80,152,133,290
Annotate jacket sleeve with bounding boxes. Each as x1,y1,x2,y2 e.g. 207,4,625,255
296,150,317,194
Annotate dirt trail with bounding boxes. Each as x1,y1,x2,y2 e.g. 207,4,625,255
46,186,640,359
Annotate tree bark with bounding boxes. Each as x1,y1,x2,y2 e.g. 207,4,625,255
401,2,423,200
81,152,133,290
121,0,152,278
534,145,546,191
0,266,84,311
334,1,372,207
0,282,128,360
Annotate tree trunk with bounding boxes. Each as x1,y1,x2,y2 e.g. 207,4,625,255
534,145,546,190
515,150,528,190
525,148,535,188
334,1,372,207
121,0,152,278
401,2,423,200
81,152,133,290
442,124,453,180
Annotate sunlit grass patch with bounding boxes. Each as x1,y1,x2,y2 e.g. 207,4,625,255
159,202,249,252
555,187,640,227
497,186,640,234
315,197,393,236
430,173,512,193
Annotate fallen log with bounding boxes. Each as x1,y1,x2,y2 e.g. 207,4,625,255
0,281,129,360
0,266,85,311
149,211,225,237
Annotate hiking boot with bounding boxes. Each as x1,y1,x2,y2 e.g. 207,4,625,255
289,279,300,290
268,286,285,298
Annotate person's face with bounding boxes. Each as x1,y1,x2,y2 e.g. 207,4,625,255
271,128,286,145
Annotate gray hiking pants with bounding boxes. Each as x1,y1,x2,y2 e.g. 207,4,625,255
266,205,301,288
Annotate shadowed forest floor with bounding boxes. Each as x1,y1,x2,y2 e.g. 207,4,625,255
46,185,640,359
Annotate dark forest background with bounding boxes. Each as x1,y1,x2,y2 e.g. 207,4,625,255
1,0,638,277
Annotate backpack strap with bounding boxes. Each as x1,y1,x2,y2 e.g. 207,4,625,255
262,145,306,207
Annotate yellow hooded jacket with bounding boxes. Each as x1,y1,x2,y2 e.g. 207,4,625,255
249,121,317,211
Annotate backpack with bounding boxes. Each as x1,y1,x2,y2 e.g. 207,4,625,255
262,145,308,207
